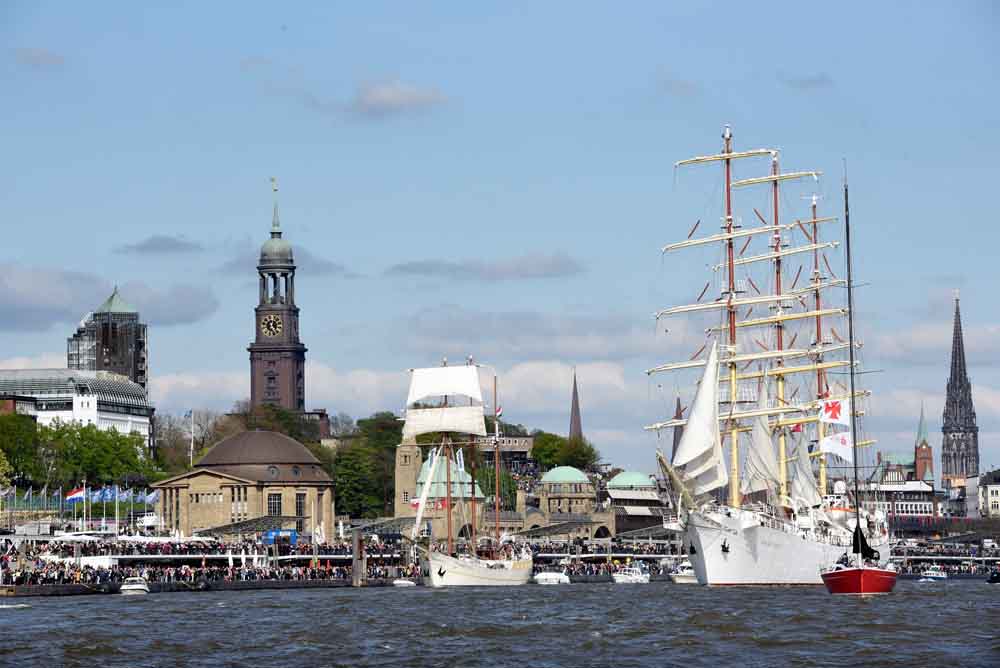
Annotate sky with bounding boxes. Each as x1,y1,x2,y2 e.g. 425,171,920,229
2,2,998,475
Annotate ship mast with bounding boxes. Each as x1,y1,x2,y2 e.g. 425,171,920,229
843,172,863,560
770,153,788,501
493,374,501,548
812,195,829,495
722,126,741,508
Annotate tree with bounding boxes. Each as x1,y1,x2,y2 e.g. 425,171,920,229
356,412,404,515
0,414,40,484
332,442,383,518
530,431,566,471
329,412,356,438
476,465,517,511
0,447,12,487
557,436,600,471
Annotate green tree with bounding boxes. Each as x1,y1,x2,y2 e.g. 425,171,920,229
0,447,12,487
332,442,383,518
476,464,517,510
557,436,600,471
356,411,403,515
530,431,566,470
0,414,40,484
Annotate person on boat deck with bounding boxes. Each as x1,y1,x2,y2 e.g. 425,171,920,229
837,553,851,567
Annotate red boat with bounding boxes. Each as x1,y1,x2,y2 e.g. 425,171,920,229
821,563,897,595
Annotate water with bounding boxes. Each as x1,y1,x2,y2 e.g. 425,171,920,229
2,581,998,667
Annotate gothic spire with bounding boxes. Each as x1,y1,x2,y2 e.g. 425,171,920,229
941,292,979,483
915,401,928,447
569,369,583,441
948,292,967,387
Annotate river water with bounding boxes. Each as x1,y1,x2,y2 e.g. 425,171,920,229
2,581,997,667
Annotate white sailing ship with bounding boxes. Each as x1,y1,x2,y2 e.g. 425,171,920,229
648,126,890,585
405,362,532,587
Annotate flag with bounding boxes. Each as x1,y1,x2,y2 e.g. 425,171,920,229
819,399,851,426
134,490,146,504
101,487,116,502
819,432,854,462
495,406,503,418
65,487,86,503
146,490,160,504
118,488,133,502
184,410,193,418
0,487,12,499
791,423,803,433
90,489,102,503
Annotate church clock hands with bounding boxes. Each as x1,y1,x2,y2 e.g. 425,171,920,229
261,314,283,337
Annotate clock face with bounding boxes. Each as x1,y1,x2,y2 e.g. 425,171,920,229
261,314,283,337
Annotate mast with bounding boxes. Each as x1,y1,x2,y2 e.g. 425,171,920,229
723,125,741,508
770,152,788,501
493,374,501,547
468,357,476,554
843,171,863,560
442,358,453,556
812,195,829,495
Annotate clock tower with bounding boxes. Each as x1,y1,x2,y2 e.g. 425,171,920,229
248,180,307,411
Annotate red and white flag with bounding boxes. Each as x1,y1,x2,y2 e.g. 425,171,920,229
819,432,854,462
495,405,503,419
819,399,851,426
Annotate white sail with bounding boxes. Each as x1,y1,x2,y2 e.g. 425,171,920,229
403,405,486,439
789,434,822,507
410,447,440,540
672,341,727,496
741,378,779,496
406,365,484,405
403,365,487,438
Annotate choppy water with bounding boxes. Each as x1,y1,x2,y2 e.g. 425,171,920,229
2,581,998,667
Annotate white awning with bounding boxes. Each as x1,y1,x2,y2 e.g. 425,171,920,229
607,489,661,502
406,366,483,406
621,507,655,516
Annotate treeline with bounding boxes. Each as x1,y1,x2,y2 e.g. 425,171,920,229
0,414,153,489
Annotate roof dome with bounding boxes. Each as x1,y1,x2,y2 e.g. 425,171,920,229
197,431,319,466
540,466,589,484
608,471,655,489
259,204,294,266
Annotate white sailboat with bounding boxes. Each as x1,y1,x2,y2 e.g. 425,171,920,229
405,361,532,587
649,126,890,585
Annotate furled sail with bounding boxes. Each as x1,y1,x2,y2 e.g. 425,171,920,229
411,447,440,540
671,341,728,496
403,365,487,439
789,432,822,507
741,378,780,496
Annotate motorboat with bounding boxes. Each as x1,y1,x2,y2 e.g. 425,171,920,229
392,579,417,587
669,560,698,584
821,562,897,595
119,576,150,595
612,565,650,584
918,565,948,582
533,570,571,585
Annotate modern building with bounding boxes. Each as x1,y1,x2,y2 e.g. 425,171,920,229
246,184,330,437
941,295,979,488
67,287,149,391
152,430,335,539
0,369,153,448
474,435,535,474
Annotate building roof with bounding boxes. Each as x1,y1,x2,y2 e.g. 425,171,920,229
95,286,137,314
982,469,1000,486
607,471,655,489
259,205,294,266
569,371,583,441
540,466,589,484
198,430,320,466
0,369,150,409
414,453,484,499
916,402,929,446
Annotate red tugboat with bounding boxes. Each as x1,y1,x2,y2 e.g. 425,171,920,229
819,174,897,596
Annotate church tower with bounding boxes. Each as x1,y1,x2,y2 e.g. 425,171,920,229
569,370,583,441
248,179,307,411
941,294,979,488
914,402,933,482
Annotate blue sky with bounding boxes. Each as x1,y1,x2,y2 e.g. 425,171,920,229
2,2,998,474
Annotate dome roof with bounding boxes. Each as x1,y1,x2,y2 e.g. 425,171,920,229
540,466,589,484
608,471,655,489
259,204,294,266
198,430,320,466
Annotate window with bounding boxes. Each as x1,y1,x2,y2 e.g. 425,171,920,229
402,454,411,466
268,493,282,516
403,491,410,504
296,492,307,533
292,466,301,477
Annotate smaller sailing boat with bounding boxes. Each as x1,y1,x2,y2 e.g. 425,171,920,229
405,360,532,587
820,175,896,596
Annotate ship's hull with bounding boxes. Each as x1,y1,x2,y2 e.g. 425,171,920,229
428,552,532,587
821,566,897,595
669,571,698,584
687,507,889,586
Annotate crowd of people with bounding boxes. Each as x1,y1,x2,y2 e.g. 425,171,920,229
27,538,404,560
528,540,678,556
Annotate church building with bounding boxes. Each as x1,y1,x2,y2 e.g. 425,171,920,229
941,295,979,489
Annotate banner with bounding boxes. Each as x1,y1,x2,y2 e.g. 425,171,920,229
819,432,854,462
819,399,852,426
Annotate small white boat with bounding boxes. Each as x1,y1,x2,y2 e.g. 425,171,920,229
669,560,698,584
392,579,417,587
612,566,650,584
119,577,149,595
918,565,948,582
533,570,571,585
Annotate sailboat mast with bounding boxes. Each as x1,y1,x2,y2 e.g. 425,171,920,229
445,436,453,555
723,125,741,508
771,153,788,500
843,174,862,531
812,195,828,495
469,359,476,554
493,374,501,546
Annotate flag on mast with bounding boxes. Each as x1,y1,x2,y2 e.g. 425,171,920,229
819,432,854,462
819,399,851,426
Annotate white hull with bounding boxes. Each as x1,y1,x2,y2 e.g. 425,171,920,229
612,570,650,584
687,507,890,586
428,552,532,587
533,571,571,585
669,572,698,584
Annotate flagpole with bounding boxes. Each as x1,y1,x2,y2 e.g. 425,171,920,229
190,409,195,468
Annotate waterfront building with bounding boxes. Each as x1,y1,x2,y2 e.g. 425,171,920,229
474,434,534,473
941,295,979,488
66,287,149,391
980,469,1000,518
0,369,153,448
152,430,335,539
603,470,673,534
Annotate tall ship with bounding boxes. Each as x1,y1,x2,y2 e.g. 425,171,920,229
404,360,532,587
647,126,890,585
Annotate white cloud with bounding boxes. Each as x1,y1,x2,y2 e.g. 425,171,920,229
0,351,66,369
872,322,1000,367
386,253,584,281
349,80,446,118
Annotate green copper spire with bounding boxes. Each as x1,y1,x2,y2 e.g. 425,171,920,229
94,286,137,314
915,402,928,446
